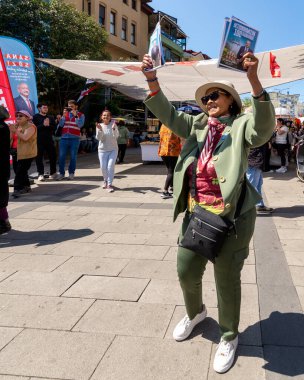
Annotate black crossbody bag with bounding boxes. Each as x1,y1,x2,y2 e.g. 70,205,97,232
179,151,246,263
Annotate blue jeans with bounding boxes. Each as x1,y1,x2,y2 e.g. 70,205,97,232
98,150,118,185
246,166,264,207
59,137,80,176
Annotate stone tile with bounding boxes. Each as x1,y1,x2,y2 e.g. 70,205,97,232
89,207,151,215
289,266,304,286
138,279,184,305
285,250,304,266
277,228,303,240
95,232,151,244
149,209,174,216
146,233,178,246
0,271,15,282
0,294,94,330
9,218,50,231
54,256,129,276
0,254,69,272
163,246,178,261
63,275,149,301
296,286,304,311
0,327,22,350
0,376,29,380
0,329,114,379
0,252,13,261
0,272,81,296
139,279,217,307
0,242,57,254
281,239,304,251
120,215,168,225
73,300,174,337
241,264,256,284
91,336,211,380
49,242,168,260
119,259,178,280
246,249,255,265
207,344,265,379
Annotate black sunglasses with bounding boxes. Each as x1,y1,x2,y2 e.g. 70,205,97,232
201,90,228,106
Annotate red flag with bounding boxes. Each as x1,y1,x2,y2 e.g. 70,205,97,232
0,49,16,123
270,52,281,78
77,84,98,102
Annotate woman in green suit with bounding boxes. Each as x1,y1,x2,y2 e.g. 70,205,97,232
141,52,275,373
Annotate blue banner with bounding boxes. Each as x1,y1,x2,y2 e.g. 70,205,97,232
0,36,38,116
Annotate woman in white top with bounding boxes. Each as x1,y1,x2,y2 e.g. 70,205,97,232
275,118,289,173
96,110,119,192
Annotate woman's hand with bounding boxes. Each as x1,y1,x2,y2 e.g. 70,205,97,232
243,52,264,99
95,122,101,130
141,54,157,80
242,52,258,79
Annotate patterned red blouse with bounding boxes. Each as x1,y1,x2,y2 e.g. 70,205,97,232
187,124,226,215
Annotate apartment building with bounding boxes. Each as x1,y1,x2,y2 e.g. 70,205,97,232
65,0,153,60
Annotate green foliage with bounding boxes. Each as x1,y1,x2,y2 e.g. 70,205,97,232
0,0,110,113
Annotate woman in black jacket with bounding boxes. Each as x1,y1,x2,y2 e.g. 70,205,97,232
0,106,12,234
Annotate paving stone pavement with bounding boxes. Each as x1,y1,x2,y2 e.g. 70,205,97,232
0,149,303,380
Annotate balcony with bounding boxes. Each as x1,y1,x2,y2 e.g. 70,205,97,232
161,30,186,50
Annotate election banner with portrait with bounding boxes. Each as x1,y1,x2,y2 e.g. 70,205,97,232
0,36,38,116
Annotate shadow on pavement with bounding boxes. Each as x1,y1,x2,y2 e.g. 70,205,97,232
270,205,304,217
115,186,161,194
0,228,94,247
180,311,304,377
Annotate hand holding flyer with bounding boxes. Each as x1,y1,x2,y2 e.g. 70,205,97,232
145,22,165,72
218,17,259,73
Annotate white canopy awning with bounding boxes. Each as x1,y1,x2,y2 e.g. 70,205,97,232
39,44,304,102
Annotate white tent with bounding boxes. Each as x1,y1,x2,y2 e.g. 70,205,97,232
275,107,290,116
39,44,304,102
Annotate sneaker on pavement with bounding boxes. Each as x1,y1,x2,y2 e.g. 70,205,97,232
161,191,173,199
102,181,107,189
49,173,59,180
68,173,75,180
256,205,274,213
107,185,114,193
173,306,207,341
38,175,45,182
213,336,238,373
276,166,287,173
56,174,65,181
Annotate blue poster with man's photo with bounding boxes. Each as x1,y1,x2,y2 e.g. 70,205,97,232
0,36,38,116
147,22,165,71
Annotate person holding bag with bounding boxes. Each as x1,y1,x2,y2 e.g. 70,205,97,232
141,52,274,373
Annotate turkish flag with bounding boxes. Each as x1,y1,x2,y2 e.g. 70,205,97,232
270,52,281,78
0,48,16,123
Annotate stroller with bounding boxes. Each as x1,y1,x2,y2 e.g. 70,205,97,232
295,137,304,182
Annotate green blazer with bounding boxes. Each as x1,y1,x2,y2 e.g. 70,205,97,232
145,90,275,222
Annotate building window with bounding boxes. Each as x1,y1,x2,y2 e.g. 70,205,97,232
87,1,91,16
123,0,128,4
131,23,136,44
121,17,127,41
99,5,105,26
110,11,116,35
131,0,137,10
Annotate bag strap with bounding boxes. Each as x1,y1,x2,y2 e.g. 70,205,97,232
190,147,246,220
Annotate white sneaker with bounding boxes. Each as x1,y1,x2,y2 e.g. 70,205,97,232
68,173,74,180
173,306,207,341
49,173,59,180
56,174,65,181
276,166,287,173
213,336,238,373
37,175,45,182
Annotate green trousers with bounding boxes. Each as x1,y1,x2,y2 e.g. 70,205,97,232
177,208,256,341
